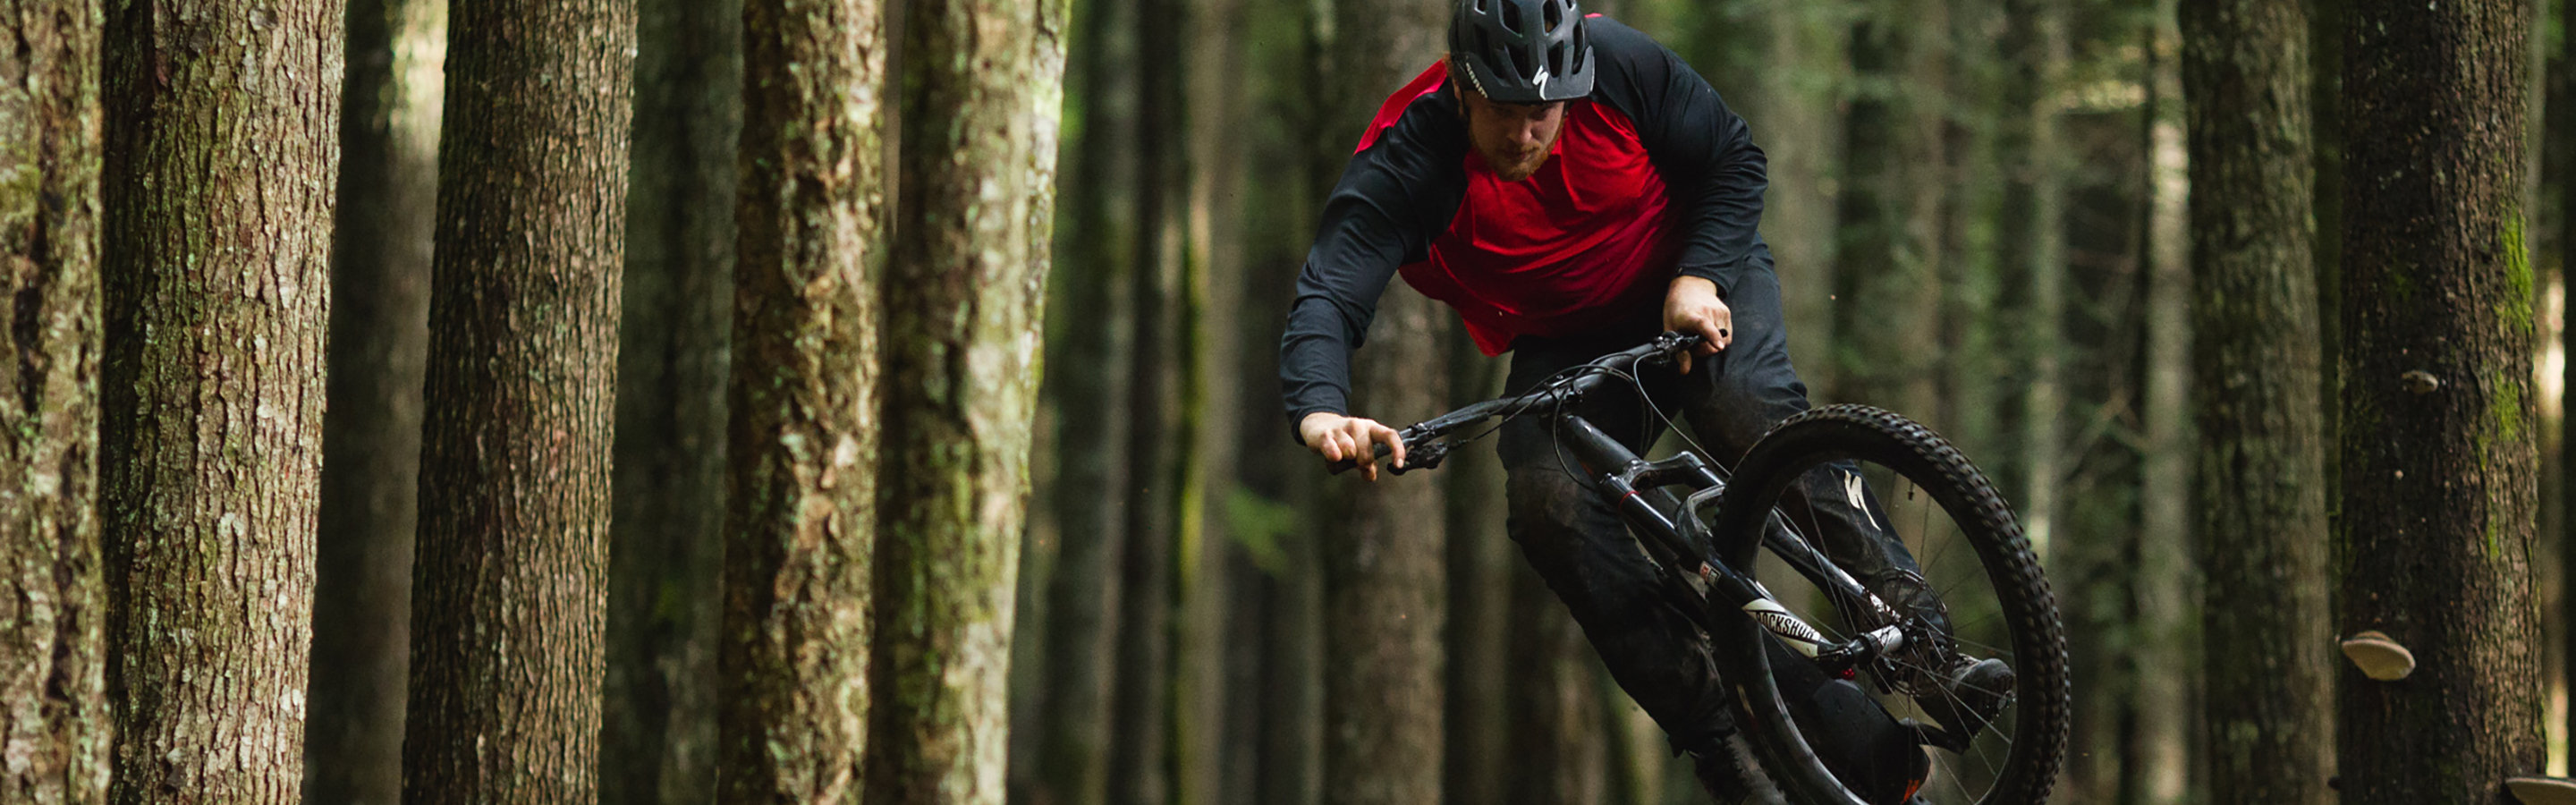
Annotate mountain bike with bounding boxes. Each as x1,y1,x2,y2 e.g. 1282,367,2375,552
1330,332,2069,805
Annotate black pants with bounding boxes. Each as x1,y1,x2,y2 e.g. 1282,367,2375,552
1495,267,1919,753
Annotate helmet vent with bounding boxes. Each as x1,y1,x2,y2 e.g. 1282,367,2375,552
1546,42,1564,76
1499,1,1521,34
1508,41,1536,80
1543,0,1562,32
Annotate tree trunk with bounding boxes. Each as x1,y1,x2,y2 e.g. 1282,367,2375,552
2184,3,2335,805
1501,567,1604,805
308,1,441,801
1174,0,1249,796
2014,0,2069,556
2559,0,2576,763
1315,1,1447,801
1032,0,1134,800
862,0,1066,800
2132,5,2194,801
99,0,341,801
1833,0,1947,422
1443,344,1508,805
1109,0,1185,792
716,0,881,800
2337,0,2546,800
0,0,104,800
604,0,740,798
402,0,633,800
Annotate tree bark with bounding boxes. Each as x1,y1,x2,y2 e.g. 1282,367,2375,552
2133,4,2194,801
716,0,882,801
2559,0,2576,763
402,0,633,801
98,0,341,801
1108,0,1184,792
604,0,740,799
308,1,440,801
2182,1,2334,803
2337,0,2546,800
861,0,1066,801
0,0,104,800
1315,1,1447,802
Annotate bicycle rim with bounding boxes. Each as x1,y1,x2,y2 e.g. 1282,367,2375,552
1707,404,2069,805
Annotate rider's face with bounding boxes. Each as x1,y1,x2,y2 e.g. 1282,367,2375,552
1460,89,1565,182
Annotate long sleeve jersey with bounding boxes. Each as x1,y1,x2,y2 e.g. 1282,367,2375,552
1278,14,1771,428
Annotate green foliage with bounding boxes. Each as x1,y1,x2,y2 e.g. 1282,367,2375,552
1224,486,1299,575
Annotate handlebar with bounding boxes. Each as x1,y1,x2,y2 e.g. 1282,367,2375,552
1324,331,1707,476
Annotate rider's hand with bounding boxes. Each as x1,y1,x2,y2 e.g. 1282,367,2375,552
1665,275,1732,374
1300,411,1407,481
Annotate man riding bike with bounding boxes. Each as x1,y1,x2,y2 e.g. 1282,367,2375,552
1278,1,2008,801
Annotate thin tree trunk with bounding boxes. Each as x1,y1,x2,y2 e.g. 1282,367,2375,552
605,0,741,798
1945,0,2004,456
1032,0,1134,798
716,0,882,800
2559,0,2576,763
1030,0,1133,800
309,1,441,801
2016,0,2069,556
1442,343,1508,805
2183,2,2336,802
0,0,104,799
2337,0,2546,799
99,1,341,801
2133,5,2194,801
862,0,1066,800
1315,1,1448,801
1174,0,1249,796
1501,567,1604,805
1833,2,1948,423
402,0,634,800
1110,0,1183,792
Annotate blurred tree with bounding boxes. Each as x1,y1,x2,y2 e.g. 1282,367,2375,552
1314,0,1451,803
309,0,441,800
2180,0,2334,801
99,0,341,801
716,0,884,800
0,0,102,800
2132,2,2193,800
402,0,633,800
862,0,1067,801
1502,568,1606,805
2009,0,2069,558
1033,0,1137,799
1834,0,1950,423
1108,0,1189,795
2336,0,2546,799
604,0,741,798
1442,343,1509,805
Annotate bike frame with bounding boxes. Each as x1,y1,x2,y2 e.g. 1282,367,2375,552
1345,333,1905,670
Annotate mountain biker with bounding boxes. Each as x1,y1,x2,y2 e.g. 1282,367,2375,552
1278,1,2003,801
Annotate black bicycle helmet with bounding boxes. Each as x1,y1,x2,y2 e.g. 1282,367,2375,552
1448,0,1595,104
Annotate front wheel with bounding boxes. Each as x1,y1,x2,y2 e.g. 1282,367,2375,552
1707,404,2069,805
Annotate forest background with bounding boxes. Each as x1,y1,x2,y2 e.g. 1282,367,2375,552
0,0,2566,802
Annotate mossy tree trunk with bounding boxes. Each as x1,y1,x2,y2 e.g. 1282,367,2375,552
2179,0,2334,801
2336,0,2546,800
0,0,104,800
98,0,341,801
1315,0,1448,802
1108,0,1185,792
603,0,741,799
307,0,441,801
860,0,1066,801
402,0,633,800
716,0,882,798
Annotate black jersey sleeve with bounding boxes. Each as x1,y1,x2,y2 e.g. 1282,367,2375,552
1584,16,1769,298
1278,87,1470,430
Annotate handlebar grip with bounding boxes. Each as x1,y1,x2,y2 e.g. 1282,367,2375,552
1326,442,1394,475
